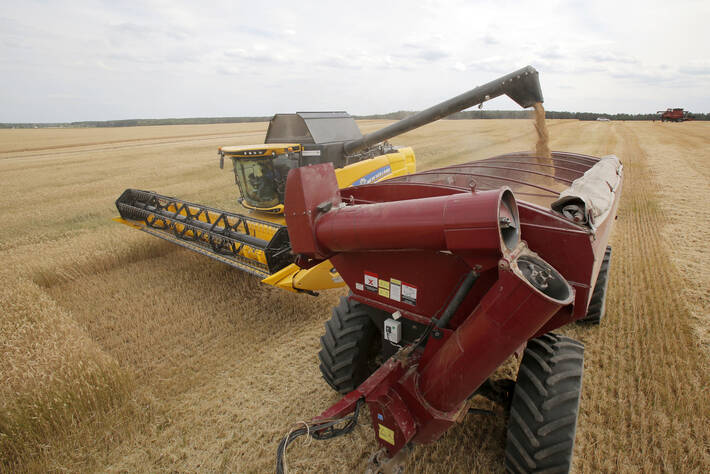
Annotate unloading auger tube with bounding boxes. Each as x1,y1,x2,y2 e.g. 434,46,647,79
342,65,543,156
276,162,578,471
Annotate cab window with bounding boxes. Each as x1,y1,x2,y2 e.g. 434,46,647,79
232,154,297,208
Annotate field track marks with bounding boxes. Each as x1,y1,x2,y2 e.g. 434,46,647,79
648,124,710,179
630,123,710,351
0,130,263,161
570,122,709,473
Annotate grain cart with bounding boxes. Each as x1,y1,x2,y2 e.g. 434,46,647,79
276,147,622,471
114,66,543,295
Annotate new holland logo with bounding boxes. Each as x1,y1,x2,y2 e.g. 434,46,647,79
352,165,392,186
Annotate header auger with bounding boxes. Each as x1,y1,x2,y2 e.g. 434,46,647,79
115,66,543,293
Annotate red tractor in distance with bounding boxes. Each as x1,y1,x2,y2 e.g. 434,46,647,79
657,108,693,122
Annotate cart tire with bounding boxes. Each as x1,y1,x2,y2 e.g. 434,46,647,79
505,333,584,474
580,245,612,324
318,296,379,394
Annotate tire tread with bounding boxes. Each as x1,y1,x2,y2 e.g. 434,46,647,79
580,245,612,324
505,333,584,473
318,296,378,394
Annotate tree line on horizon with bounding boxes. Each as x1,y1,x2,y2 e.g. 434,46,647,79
2,110,708,128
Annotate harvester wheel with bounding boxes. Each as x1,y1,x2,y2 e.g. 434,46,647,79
580,245,612,324
318,296,380,394
505,333,584,474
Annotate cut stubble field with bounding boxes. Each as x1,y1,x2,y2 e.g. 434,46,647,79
0,119,708,473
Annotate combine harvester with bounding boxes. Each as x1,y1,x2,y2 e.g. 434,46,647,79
657,107,693,122
270,72,622,472
115,66,549,295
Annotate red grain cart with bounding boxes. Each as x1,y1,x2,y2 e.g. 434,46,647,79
278,149,623,473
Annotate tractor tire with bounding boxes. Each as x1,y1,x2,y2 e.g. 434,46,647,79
580,245,612,324
505,333,584,474
318,296,379,394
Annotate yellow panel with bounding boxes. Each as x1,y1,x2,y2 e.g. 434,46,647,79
334,147,416,188
292,260,345,290
260,264,299,293
260,260,347,292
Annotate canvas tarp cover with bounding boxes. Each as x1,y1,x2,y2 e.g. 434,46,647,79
552,154,622,229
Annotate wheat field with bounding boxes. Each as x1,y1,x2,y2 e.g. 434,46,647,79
1,118,708,472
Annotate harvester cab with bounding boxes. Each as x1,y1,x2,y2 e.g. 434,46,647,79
219,142,301,213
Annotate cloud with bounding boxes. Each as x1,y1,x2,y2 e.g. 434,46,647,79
400,42,450,62
679,60,710,75
316,54,359,69
2,37,30,49
223,47,289,64
414,48,449,61
2,0,709,121
103,49,199,66
94,60,113,71
47,93,79,100
107,21,192,47
235,25,282,39
539,46,567,61
107,52,160,64
466,56,516,73
586,51,638,64
110,22,155,37
481,33,500,46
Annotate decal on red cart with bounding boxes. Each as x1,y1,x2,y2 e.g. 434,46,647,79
378,280,390,298
364,271,378,292
364,273,415,305
401,282,417,306
389,278,401,302
378,424,395,445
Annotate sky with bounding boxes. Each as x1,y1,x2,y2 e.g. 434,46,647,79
1,0,708,122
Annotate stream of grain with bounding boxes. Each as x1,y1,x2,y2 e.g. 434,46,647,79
533,102,552,162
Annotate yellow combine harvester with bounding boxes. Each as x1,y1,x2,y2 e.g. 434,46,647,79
115,66,543,294
115,112,415,294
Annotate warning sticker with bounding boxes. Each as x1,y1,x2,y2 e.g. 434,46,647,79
389,278,401,302
401,282,417,306
330,267,343,283
378,424,395,445
378,280,390,298
364,272,378,292
355,282,364,291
